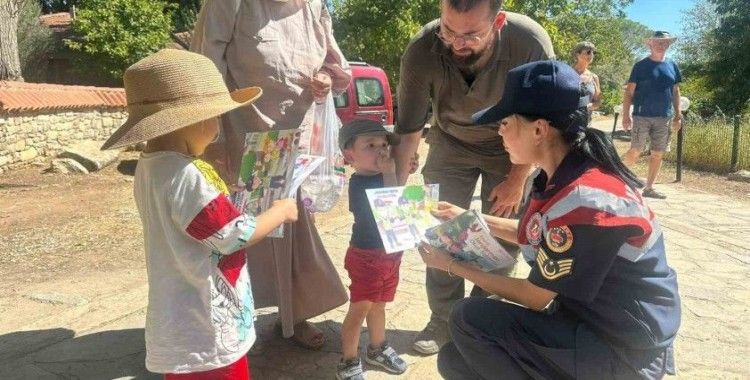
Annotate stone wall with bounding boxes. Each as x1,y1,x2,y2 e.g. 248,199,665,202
0,108,127,173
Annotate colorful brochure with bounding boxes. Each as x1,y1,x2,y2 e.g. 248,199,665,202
365,184,441,254
424,209,516,271
288,154,326,197
231,129,300,238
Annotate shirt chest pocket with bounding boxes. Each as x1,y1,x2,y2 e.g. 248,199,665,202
234,2,325,82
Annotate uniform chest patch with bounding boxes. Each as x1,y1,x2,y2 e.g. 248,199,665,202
545,226,573,253
526,212,543,246
536,248,573,280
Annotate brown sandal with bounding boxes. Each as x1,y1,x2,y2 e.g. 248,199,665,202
275,320,326,350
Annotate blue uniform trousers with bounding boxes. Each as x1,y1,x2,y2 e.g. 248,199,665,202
438,297,668,380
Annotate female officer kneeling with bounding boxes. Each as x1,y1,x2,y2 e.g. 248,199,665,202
418,60,680,380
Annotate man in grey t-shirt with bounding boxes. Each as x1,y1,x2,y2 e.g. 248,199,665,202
392,0,554,355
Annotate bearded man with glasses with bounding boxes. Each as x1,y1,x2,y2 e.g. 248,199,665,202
391,0,554,356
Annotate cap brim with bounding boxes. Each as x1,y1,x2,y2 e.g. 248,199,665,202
646,37,677,42
472,103,511,125
101,86,262,150
339,130,401,151
357,130,401,146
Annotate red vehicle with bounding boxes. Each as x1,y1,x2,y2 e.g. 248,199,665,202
334,62,394,127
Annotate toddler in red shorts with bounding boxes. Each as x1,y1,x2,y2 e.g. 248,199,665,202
336,119,408,380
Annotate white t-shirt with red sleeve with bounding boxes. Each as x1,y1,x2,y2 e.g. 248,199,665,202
133,151,257,374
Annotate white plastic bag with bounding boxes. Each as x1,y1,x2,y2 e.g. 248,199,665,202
300,93,346,212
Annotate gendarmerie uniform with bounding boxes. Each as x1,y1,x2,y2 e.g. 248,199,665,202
440,152,681,379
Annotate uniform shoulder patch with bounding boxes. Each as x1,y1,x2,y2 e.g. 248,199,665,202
536,248,573,280
525,212,543,246
545,225,573,253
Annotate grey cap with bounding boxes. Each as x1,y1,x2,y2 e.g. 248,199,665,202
338,119,400,150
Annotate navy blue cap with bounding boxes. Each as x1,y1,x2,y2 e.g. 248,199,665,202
473,60,587,125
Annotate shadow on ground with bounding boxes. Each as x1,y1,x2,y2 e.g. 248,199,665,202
248,314,420,379
0,327,153,379
0,314,420,379
117,159,139,176
0,183,36,190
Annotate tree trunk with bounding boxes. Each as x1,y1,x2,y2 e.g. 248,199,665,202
0,0,24,81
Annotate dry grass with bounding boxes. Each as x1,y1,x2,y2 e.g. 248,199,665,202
665,115,750,173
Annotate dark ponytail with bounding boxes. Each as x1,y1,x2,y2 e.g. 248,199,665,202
574,128,644,190
522,109,644,191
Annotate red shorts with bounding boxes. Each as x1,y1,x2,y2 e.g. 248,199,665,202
344,246,402,303
164,355,250,380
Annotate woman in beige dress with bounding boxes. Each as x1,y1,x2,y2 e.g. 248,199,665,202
191,0,350,349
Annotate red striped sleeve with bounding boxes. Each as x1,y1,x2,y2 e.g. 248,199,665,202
186,196,242,240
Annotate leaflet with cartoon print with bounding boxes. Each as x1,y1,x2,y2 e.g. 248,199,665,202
424,209,516,271
365,184,441,254
288,154,326,197
231,129,300,238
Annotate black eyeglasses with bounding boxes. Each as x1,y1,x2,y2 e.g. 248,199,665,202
578,50,594,55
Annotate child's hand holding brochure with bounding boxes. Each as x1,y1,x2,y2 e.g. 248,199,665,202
424,209,516,272
365,184,441,253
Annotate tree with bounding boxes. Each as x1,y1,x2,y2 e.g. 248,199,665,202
706,0,750,114
0,0,24,81
332,0,640,113
676,0,719,115
19,0,53,82
676,0,718,66
65,0,173,82
168,0,203,32
332,0,439,92
503,0,645,113
676,0,750,115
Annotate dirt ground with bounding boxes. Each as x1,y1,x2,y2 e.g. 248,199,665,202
1,146,747,293
1,138,749,378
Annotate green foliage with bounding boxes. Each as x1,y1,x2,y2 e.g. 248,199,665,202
66,0,174,81
675,0,718,66
676,0,750,116
168,0,203,32
18,0,54,82
675,0,719,116
706,0,750,114
504,0,635,59
679,74,716,116
599,84,621,114
332,0,642,114
332,0,439,92
504,0,644,114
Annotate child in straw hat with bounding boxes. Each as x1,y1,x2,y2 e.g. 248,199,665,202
102,49,298,379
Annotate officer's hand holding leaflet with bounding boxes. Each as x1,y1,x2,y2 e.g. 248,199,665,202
419,242,557,310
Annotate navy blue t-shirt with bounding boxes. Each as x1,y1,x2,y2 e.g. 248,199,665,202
348,173,385,249
628,57,682,117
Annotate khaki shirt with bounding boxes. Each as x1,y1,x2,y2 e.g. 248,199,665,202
396,12,554,157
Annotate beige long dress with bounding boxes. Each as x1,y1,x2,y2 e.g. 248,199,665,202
191,0,350,338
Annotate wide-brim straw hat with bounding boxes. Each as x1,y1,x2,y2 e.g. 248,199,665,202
645,30,677,43
101,49,262,150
